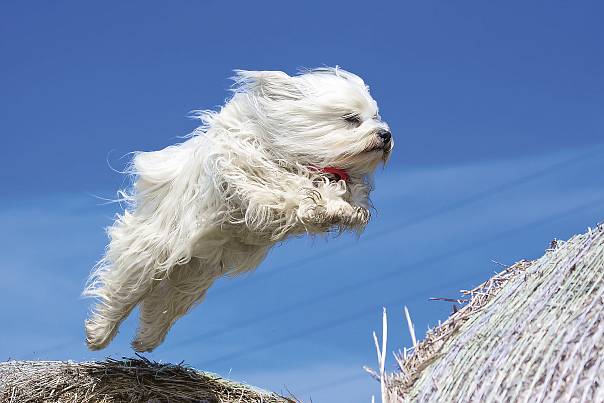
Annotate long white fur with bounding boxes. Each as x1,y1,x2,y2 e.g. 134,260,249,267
83,67,393,352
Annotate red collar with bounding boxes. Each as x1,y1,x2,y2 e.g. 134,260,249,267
311,166,350,182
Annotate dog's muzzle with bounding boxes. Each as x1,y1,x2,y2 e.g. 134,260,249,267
377,129,392,148
365,129,393,153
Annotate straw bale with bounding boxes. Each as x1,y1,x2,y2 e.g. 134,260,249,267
0,355,295,403
387,224,604,402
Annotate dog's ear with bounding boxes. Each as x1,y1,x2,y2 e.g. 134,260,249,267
233,70,302,101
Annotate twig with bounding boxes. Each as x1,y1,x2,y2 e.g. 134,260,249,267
429,297,470,304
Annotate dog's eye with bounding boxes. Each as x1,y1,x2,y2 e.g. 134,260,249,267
343,114,362,126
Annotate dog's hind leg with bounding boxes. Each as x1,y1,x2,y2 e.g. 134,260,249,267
84,214,169,351
132,258,219,352
84,257,158,350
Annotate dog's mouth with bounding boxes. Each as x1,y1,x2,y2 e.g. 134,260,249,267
363,134,393,154
362,143,393,167
364,140,393,154
365,145,388,153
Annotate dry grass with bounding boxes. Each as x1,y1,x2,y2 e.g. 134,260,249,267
0,355,296,403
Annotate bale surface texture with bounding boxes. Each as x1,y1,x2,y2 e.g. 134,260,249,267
390,225,604,402
0,356,293,403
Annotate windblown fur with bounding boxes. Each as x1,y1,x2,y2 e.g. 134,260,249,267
83,68,393,352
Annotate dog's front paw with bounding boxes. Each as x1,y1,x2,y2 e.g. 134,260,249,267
299,200,370,230
349,206,370,227
297,188,327,226
329,202,369,227
298,204,328,226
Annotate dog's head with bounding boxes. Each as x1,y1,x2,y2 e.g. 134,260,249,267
231,68,393,179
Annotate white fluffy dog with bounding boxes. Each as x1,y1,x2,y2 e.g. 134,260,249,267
83,67,393,352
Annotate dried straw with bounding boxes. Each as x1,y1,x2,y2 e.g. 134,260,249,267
386,223,604,402
0,355,295,403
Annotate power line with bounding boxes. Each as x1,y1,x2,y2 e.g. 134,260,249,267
183,197,604,366
296,372,368,397
164,264,480,353
30,145,603,358
208,144,603,297
163,191,604,352
196,290,426,367
296,372,369,398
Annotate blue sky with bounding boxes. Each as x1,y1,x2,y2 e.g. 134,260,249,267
1,1,603,402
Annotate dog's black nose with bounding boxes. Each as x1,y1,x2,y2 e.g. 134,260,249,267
378,130,392,145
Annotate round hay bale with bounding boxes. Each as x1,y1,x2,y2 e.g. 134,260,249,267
388,224,604,402
0,356,294,403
